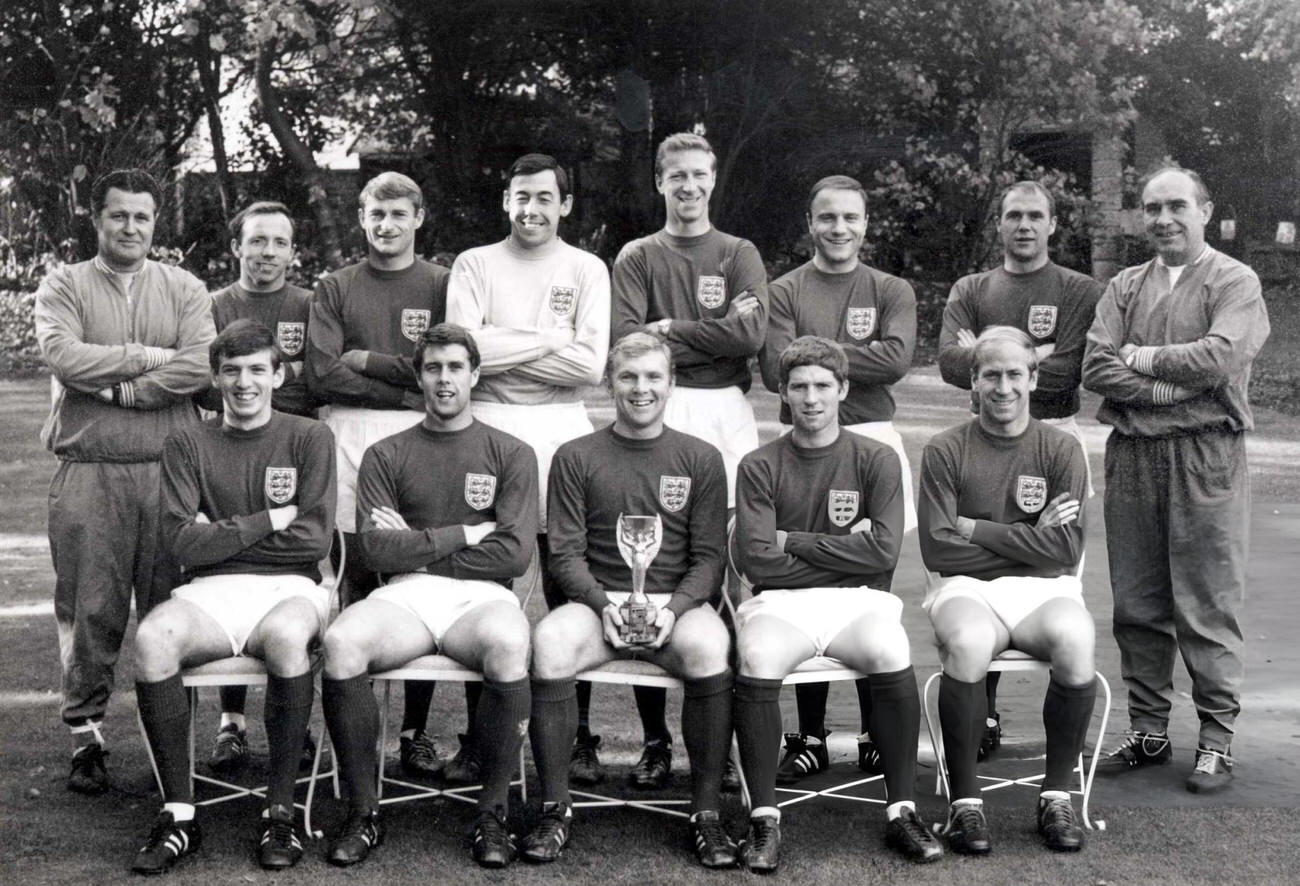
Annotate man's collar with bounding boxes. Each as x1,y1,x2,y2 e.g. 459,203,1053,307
1156,244,1211,270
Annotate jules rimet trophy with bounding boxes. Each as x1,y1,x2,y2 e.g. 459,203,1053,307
616,513,662,644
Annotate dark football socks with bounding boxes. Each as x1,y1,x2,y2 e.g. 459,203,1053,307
734,675,783,809
475,677,530,812
575,680,592,738
219,684,248,717
265,672,315,809
939,674,987,800
137,673,192,803
682,670,734,812
529,677,577,804
323,674,379,811
1042,675,1097,792
635,685,671,745
794,681,828,737
856,677,875,733
400,680,435,734
866,666,920,802
985,670,1002,711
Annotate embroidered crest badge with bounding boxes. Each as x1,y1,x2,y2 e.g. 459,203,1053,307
401,309,431,342
1027,305,1057,339
696,275,726,309
548,285,577,316
464,473,497,511
1015,475,1048,513
659,475,692,512
265,467,297,505
828,490,860,527
846,307,877,340
276,322,305,357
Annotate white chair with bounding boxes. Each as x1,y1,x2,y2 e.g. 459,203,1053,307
918,559,1111,830
369,654,527,808
138,529,345,838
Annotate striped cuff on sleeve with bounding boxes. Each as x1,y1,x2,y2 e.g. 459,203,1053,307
116,381,136,408
1152,380,1178,406
142,346,170,370
1129,346,1159,376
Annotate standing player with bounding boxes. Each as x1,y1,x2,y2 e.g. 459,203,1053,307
129,320,335,874
733,336,941,872
919,326,1094,855
610,131,766,787
760,174,917,784
319,324,537,868
305,171,454,780
521,333,736,868
937,180,1102,758
1083,166,1269,793
203,200,317,773
445,153,609,783
34,168,215,793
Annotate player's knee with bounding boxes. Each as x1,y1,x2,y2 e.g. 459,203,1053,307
260,616,318,673
478,619,531,681
134,612,186,679
671,613,730,678
937,625,996,681
857,621,911,674
531,616,581,679
736,635,781,679
321,622,370,679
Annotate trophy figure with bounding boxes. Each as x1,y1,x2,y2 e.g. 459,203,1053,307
616,513,663,645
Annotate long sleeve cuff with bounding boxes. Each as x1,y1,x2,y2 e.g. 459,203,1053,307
1127,345,1159,376
116,380,137,408
1152,380,1180,405
143,346,171,370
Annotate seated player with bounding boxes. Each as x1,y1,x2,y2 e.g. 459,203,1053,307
131,320,336,874
918,326,1095,855
732,336,941,871
522,332,736,868
319,323,537,869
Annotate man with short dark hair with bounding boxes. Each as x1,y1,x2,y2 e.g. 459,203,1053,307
129,320,336,874
305,171,453,778
919,326,1094,855
610,131,766,789
760,174,918,784
1083,166,1269,793
521,332,736,869
446,152,609,783
203,200,319,773
937,179,1102,758
734,335,941,872
320,323,537,869
35,168,215,793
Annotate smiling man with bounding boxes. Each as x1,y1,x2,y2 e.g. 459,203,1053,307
130,320,335,874
320,323,537,869
35,168,215,794
733,336,941,872
919,326,1094,856
521,332,736,869
936,180,1102,759
760,174,918,784
1083,166,1269,793
206,202,315,419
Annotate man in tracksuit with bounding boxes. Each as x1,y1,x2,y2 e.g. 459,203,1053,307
1083,166,1269,793
34,168,215,794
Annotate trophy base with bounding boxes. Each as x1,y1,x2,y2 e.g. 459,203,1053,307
619,601,657,646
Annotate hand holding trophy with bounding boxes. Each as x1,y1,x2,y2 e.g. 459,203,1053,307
616,513,663,645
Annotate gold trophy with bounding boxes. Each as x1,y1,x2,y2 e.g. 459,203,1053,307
616,513,663,645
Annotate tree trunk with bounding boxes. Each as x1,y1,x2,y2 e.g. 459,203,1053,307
255,42,343,267
196,27,231,221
